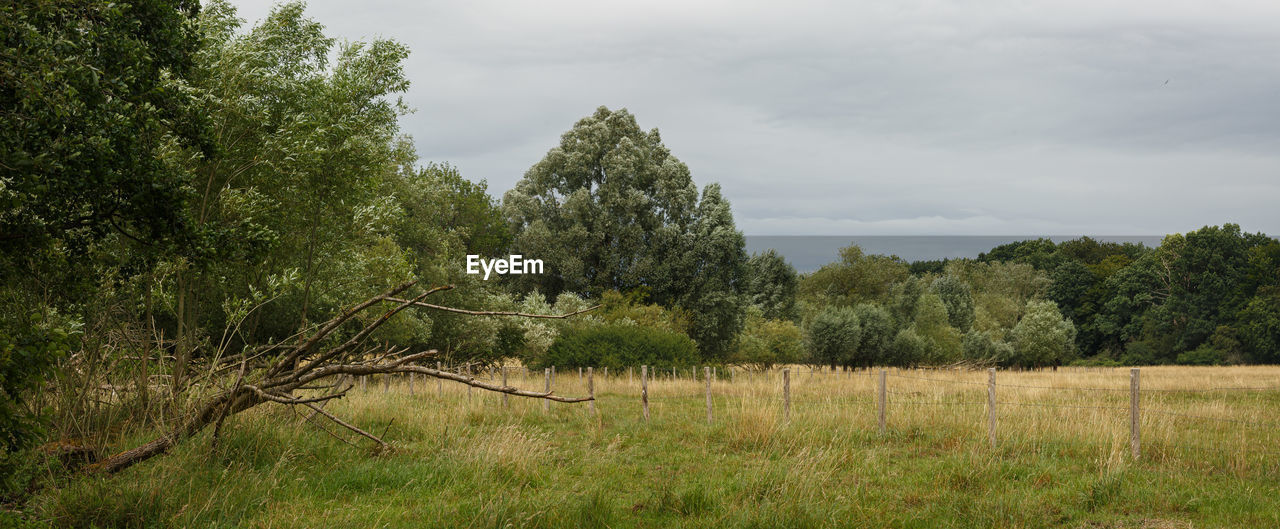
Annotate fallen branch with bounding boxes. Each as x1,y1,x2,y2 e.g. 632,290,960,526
385,297,600,319
87,283,593,475
302,402,388,451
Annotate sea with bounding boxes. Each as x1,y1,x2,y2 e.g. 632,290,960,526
743,235,1166,273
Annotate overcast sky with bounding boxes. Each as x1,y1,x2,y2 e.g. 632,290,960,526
230,0,1279,236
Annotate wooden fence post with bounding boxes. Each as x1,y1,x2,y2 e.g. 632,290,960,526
628,366,633,385
502,367,509,408
878,369,887,435
544,368,552,413
641,365,649,421
987,368,996,449
409,373,415,396
436,361,443,398
360,375,367,392
466,365,473,405
383,373,390,393
1131,367,1141,459
705,366,713,425
783,368,791,420
579,367,583,382
588,367,595,414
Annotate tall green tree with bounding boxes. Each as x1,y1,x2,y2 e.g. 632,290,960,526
806,306,861,369
503,106,748,359
1,0,206,455
745,249,799,321
1009,299,1076,367
929,275,975,332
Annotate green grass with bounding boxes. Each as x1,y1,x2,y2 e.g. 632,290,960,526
15,366,1280,528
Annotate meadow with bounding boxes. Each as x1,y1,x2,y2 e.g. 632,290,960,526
24,365,1280,528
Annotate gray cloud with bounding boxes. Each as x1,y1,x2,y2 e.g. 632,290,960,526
230,0,1280,235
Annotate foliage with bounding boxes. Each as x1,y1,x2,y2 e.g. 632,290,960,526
745,249,799,321
962,330,1013,365
805,306,861,368
1,0,205,463
799,245,908,309
929,275,975,332
503,107,748,359
852,303,894,367
732,308,804,370
908,291,962,364
535,324,698,370
1009,300,1077,368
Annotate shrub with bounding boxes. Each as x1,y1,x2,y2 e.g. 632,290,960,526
1176,344,1225,366
890,328,929,366
805,306,861,368
733,308,804,370
532,324,698,370
1009,299,1076,368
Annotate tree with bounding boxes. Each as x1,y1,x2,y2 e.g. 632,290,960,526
806,306,861,369
733,307,804,370
978,238,1060,270
502,106,748,359
1,0,206,459
800,245,909,308
1239,288,1280,364
909,291,962,364
1009,300,1076,368
745,249,799,321
930,275,975,332
852,303,894,367
678,184,749,359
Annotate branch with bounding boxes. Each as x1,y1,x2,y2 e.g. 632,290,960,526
243,384,351,405
386,298,601,319
302,403,388,450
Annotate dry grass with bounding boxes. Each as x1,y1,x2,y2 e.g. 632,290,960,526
22,365,1280,528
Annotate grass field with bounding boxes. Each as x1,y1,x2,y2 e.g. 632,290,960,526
20,366,1280,528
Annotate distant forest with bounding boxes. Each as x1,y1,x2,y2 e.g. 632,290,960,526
2,0,1279,481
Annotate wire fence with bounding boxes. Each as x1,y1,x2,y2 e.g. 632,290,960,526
360,364,1279,461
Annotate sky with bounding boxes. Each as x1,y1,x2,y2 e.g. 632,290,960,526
229,0,1280,236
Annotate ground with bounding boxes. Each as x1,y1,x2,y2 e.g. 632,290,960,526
16,366,1280,528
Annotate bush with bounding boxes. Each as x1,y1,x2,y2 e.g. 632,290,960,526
533,324,698,370
961,330,1013,366
1176,344,1225,366
733,308,804,370
890,329,929,366
1009,299,1076,368
805,306,861,368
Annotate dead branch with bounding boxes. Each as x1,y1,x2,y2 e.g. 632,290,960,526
385,297,601,319
87,283,592,475
302,402,388,450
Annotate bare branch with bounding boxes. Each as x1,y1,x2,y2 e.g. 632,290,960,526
386,298,601,319
302,403,388,450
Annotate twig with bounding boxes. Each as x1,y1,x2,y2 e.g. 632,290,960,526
302,403,388,450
